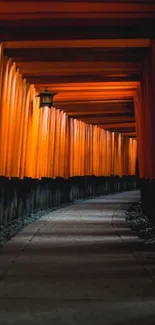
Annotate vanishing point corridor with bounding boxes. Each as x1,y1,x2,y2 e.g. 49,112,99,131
1,1,155,324
1,190,155,325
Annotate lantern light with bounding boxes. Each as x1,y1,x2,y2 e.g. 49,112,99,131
37,89,57,108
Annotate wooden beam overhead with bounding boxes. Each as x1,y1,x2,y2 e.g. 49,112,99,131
4,39,151,49
55,99,134,104
1,25,154,41
121,132,136,136
26,75,140,84
35,81,140,91
97,122,136,129
0,2,155,20
54,91,136,102
15,61,141,75
66,111,132,117
4,47,149,63
78,116,135,122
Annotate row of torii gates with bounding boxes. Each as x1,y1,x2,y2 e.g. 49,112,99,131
0,1,155,226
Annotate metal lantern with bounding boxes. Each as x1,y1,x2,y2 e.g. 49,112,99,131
37,89,57,108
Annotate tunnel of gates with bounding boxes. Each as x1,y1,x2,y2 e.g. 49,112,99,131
0,40,155,227
0,45,138,227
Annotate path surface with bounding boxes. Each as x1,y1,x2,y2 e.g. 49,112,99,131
1,191,155,325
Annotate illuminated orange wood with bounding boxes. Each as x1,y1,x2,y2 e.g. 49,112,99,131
0,58,13,176
36,81,140,92
0,52,137,179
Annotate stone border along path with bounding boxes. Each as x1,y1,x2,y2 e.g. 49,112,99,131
1,190,155,325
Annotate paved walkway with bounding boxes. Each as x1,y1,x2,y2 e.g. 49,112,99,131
1,190,155,324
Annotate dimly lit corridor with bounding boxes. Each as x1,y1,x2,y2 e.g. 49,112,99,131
1,190,155,324
1,1,155,324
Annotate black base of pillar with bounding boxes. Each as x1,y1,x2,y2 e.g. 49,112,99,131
0,175,138,228
140,178,155,224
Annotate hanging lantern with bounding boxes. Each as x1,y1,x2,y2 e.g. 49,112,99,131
37,89,57,108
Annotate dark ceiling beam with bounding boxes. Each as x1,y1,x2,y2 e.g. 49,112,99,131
64,107,133,113
4,47,149,62
26,75,140,84
108,130,136,133
61,105,133,111
92,125,136,129
97,123,136,128
0,27,152,41
0,18,155,40
56,100,134,107
55,101,134,114
15,61,141,76
98,128,136,133
69,112,134,118
55,98,134,103
67,112,132,117
81,117,135,123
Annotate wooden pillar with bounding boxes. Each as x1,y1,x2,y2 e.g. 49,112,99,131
135,41,155,222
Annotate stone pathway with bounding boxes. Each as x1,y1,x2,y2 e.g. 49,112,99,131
1,190,155,324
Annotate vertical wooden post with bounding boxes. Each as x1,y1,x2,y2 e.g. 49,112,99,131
134,41,155,222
